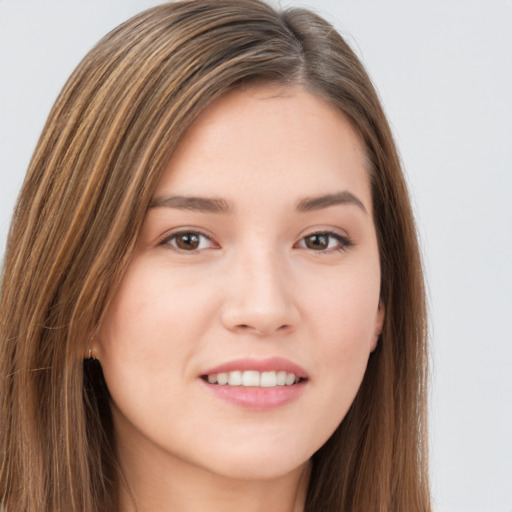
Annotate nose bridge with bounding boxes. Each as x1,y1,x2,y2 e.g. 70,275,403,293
221,238,298,335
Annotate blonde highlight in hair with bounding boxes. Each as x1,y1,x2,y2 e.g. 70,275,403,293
0,1,430,510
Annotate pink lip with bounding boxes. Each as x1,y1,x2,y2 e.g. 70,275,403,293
199,357,308,411
201,357,308,379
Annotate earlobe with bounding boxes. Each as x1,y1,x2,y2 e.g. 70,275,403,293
370,332,381,352
371,302,385,352
85,332,100,360
86,348,98,360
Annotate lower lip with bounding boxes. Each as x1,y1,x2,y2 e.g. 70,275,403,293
201,380,307,410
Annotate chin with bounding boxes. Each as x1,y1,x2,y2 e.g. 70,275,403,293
191,438,314,482
205,456,310,482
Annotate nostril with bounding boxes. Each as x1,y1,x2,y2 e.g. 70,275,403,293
234,322,294,336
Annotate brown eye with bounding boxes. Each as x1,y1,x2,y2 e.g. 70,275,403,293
304,233,329,250
175,233,200,250
297,232,353,253
165,231,214,252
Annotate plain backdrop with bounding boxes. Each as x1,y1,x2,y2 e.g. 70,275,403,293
1,1,511,511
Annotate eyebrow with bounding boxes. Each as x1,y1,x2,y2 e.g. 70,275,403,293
149,190,367,215
296,191,367,214
149,195,234,214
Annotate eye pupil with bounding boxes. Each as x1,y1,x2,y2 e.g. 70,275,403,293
305,234,328,250
176,233,200,250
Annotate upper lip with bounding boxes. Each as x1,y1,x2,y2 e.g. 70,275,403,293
201,357,308,379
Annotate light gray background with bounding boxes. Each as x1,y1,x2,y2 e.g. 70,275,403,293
1,1,511,511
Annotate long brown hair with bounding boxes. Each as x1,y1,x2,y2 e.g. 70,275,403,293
0,1,430,510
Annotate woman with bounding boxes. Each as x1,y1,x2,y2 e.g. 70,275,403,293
0,1,430,511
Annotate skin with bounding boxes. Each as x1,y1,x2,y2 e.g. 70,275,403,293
96,84,384,512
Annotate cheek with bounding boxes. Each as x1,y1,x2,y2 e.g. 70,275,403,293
96,263,217,441
301,260,380,423
97,261,218,396
304,259,381,345
316,285,375,386
101,259,215,346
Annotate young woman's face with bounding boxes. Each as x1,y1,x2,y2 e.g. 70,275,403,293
97,85,384,482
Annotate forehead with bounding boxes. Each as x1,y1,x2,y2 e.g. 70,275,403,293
156,84,371,212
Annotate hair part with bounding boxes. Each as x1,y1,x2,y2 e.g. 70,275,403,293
0,1,430,510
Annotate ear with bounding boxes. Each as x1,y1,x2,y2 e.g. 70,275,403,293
85,332,100,360
370,301,385,352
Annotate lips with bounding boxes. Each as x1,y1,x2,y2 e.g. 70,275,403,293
200,357,308,410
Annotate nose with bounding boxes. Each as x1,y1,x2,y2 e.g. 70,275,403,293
220,249,300,337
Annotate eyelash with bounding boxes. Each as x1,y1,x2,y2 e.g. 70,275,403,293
295,231,354,253
160,230,353,254
161,230,216,252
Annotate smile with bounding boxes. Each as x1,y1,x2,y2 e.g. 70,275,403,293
204,370,301,387
200,358,308,409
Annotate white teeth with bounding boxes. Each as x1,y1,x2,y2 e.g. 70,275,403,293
227,371,242,386
206,370,301,387
242,371,260,387
285,373,297,386
217,372,228,385
260,371,277,387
